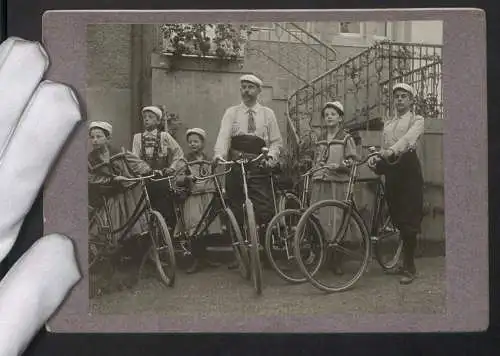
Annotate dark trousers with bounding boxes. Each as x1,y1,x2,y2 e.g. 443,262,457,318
147,180,177,231
225,165,275,243
377,150,424,271
143,159,178,230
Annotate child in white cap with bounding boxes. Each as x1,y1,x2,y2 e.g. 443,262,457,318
181,128,221,273
368,82,425,285
132,105,184,172
132,105,185,230
309,101,359,275
88,120,152,248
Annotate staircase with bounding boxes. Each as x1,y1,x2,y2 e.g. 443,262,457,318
284,40,443,163
245,22,338,98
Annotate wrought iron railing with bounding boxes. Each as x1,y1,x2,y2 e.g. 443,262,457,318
285,40,443,161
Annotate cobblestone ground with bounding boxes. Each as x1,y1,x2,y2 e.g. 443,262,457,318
90,256,445,317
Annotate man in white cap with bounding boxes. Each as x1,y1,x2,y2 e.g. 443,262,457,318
132,105,185,230
213,74,283,269
368,82,425,285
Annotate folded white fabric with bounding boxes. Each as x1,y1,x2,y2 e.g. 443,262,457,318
0,37,81,356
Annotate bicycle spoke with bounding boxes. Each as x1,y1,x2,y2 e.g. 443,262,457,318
294,200,370,293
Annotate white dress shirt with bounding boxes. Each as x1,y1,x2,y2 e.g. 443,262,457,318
213,102,283,160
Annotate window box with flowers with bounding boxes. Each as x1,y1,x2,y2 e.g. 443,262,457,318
159,23,251,69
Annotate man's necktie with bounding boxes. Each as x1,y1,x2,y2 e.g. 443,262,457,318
247,109,256,133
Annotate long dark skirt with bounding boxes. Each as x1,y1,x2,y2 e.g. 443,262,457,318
225,165,275,231
377,150,424,234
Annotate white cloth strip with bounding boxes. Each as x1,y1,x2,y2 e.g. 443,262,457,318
0,39,49,158
0,81,81,262
0,234,80,356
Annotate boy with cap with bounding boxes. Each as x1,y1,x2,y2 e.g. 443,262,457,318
368,82,425,285
213,74,283,269
132,105,185,230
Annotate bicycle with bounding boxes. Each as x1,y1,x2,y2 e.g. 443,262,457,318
264,157,331,284
160,158,249,278
264,139,360,284
216,148,272,296
292,147,403,293
88,156,176,297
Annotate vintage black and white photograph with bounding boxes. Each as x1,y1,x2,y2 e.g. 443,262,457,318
86,19,445,317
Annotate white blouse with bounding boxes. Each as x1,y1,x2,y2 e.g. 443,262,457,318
382,111,425,155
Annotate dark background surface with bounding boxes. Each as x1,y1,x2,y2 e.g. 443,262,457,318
2,0,498,355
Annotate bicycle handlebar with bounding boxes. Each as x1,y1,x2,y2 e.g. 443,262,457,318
115,173,156,182
299,148,400,178
300,163,341,177
179,157,213,166
191,168,232,182
355,147,402,167
216,148,271,166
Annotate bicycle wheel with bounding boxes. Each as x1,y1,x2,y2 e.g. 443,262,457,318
245,201,262,295
149,210,176,287
223,207,250,280
88,242,115,299
278,192,302,211
294,200,370,293
88,212,115,298
88,209,113,268
373,204,402,271
265,208,324,284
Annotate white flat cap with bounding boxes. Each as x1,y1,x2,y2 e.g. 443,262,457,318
141,106,163,119
186,127,207,141
89,121,112,135
240,74,263,87
323,101,344,115
392,83,416,97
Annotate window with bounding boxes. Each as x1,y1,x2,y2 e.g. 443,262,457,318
336,22,392,41
339,22,362,35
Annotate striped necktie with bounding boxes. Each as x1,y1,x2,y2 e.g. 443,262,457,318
247,109,256,133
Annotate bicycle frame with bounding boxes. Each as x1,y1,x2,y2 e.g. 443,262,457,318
217,151,270,223
89,155,157,246
367,178,388,239
328,149,398,246
239,157,256,241
88,172,161,275
162,161,234,256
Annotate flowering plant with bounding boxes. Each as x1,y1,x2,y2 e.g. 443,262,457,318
159,23,251,60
